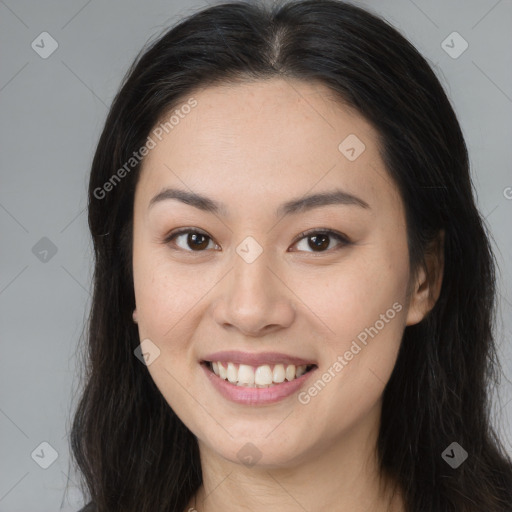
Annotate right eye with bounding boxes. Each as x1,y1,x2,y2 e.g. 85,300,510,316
164,228,219,252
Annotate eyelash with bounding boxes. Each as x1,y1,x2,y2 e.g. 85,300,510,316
163,228,350,254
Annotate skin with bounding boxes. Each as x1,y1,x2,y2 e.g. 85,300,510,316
131,78,444,512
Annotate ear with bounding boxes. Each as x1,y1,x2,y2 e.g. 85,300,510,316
405,230,445,326
132,309,138,324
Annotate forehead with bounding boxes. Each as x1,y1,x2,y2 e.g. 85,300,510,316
135,78,402,218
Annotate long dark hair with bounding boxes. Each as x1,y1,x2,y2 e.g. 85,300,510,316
69,1,512,510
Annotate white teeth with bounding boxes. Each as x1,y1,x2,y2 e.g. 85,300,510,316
273,364,286,383
218,362,227,380
285,364,296,381
227,362,238,383
209,361,312,387
296,365,307,378
238,364,255,386
254,365,273,385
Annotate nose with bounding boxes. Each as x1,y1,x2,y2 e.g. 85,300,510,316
212,249,296,337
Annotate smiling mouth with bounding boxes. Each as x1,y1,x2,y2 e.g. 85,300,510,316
202,360,317,388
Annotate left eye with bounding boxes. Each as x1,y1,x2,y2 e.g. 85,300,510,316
164,229,218,252
164,229,349,253
292,229,349,253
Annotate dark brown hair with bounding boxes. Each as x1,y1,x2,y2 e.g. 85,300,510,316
69,1,512,510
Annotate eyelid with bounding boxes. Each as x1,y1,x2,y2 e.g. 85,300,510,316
163,227,219,251
290,228,350,247
163,227,350,253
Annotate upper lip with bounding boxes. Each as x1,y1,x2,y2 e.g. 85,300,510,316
201,350,317,367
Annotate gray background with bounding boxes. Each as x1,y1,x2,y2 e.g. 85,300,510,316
0,0,511,510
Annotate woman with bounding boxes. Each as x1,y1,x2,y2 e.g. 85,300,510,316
70,0,512,510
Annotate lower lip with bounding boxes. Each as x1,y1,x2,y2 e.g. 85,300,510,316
201,363,317,405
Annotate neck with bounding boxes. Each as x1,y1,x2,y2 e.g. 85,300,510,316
185,402,404,512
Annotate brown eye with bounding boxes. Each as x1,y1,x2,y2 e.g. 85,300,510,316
165,229,217,252
292,230,349,253
164,228,349,254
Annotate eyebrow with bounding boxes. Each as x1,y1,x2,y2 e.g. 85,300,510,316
148,187,370,217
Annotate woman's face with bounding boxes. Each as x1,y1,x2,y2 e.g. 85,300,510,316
132,78,425,468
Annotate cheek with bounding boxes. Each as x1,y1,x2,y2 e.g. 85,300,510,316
134,257,197,342
301,242,409,391
132,242,225,377
132,247,204,413
305,251,408,341
133,234,189,344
